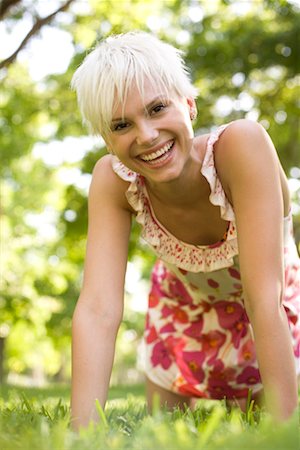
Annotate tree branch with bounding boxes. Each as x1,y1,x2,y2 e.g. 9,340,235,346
0,0,75,70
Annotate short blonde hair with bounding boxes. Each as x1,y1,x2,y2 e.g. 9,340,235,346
71,31,198,138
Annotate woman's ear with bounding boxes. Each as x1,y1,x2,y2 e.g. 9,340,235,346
187,97,197,121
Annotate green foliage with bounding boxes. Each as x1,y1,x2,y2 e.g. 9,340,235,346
186,2,300,170
0,385,299,450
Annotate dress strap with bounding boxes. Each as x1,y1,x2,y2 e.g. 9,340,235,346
111,155,137,182
201,124,235,221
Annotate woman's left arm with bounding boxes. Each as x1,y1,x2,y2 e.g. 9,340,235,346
215,119,298,421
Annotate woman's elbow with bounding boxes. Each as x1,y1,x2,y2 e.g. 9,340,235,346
243,283,284,320
72,295,124,332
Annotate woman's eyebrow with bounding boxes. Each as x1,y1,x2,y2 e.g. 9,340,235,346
111,95,168,122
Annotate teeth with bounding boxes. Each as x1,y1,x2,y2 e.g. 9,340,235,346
140,141,173,162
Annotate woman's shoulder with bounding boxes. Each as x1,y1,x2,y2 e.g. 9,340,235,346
213,119,279,171
92,154,128,183
213,119,283,205
196,120,264,162
92,154,117,184
90,155,134,212
215,119,269,152
226,118,263,132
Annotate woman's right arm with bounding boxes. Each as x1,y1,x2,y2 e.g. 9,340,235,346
71,155,132,430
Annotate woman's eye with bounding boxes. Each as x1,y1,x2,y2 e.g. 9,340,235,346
151,103,166,115
113,122,129,132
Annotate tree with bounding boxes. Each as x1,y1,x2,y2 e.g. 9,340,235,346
0,0,75,69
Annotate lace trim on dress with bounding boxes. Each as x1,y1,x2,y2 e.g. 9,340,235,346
200,124,235,221
111,124,239,272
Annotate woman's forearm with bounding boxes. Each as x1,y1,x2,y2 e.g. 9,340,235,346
248,303,298,421
71,302,120,430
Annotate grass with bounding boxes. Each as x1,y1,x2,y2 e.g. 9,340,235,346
0,383,299,450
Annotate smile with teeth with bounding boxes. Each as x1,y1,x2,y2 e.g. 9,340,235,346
139,141,174,163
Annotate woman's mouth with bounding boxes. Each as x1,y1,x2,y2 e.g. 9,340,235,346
139,140,175,165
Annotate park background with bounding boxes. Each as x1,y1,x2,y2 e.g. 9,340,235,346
1,0,300,395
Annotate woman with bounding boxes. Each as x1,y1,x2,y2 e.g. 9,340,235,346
70,31,300,429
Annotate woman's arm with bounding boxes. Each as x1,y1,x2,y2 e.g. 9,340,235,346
216,119,298,421
71,155,132,430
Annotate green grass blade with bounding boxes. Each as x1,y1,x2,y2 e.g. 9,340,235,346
95,399,109,429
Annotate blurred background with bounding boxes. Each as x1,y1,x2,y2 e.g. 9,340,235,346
0,0,299,390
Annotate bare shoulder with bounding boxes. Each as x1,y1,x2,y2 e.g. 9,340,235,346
214,119,281,187
213,119,291,213
216,119,276,159
92,154,126,190
90,154,133,212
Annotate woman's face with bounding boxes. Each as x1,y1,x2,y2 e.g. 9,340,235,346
106,79,196,185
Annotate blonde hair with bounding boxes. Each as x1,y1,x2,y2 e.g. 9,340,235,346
71,31,198,138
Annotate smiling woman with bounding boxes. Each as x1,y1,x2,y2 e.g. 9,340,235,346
70,31,300,430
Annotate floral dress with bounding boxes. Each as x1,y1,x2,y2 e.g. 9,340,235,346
112,124,300,400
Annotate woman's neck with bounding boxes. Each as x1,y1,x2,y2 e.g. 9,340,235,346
144,135,209,209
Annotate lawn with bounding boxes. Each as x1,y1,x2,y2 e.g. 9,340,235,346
0,383,298,450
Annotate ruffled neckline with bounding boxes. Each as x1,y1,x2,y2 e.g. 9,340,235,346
111,123,239,272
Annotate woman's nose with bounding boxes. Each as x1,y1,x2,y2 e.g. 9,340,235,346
135,120,159,146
